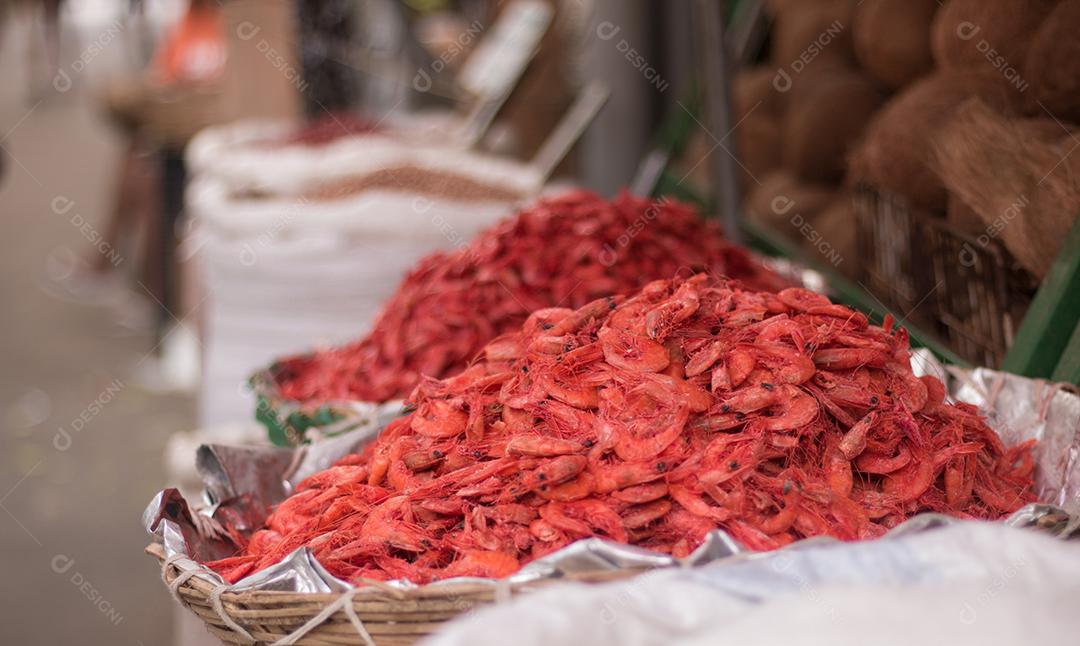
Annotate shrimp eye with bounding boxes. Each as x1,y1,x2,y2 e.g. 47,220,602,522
432,450,443,458
582,439,595,447
729,460,740,470
655,462,668,472
538,473,547,480
721,404,731,413
761,382,774,391
735,412,745,420
710,326,722,335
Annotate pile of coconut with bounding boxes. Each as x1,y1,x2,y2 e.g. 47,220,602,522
682,0,1080,282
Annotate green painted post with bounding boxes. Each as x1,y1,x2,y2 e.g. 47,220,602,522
1002,217,1080,379
1050,323,1080,385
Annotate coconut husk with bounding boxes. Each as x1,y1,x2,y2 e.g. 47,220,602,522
782,68,884,183
1023,1,1080,122
931,0,1056,78
946,194,986,236
771,0,856,76
932,99,1080,279
853,0,938,90
806,192,858,276
849,71,1026,211
734,67,785,120
745,170,835,231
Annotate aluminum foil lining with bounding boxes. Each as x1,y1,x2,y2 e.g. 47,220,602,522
146,358,1080,594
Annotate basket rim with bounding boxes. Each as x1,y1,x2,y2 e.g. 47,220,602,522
149,542,646,603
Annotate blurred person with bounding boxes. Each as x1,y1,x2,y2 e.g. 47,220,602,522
83,0,224,366
18,0,65,100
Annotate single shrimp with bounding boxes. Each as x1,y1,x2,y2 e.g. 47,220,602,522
813,348,892,370
598,326,670,373
411,400,468,438
528,519,565,543
710,362,732,392
358,496,433,552
838,411,879,460
855,443,913,474
645,280,701,339
944,454,975,508
756,317,807,351
884,364,929,412
825,440,853,497
669,484,732,521
613,404,690,462
920,374,947,413
634,373,712,413
727,348,757,387
591,459,669,493
621,499,672,529
505,435,583,457
777,287,831,312
685,339,724,377
610,482,668,504
760,385,818,431
548,296,620,335
523,455,588,493
484,334,523,362
725,519,780,551
539,500,627,542
536,472,596,501
882,450,936,502
718,385,778,413
755,483,800,535
756,343,815,385
806,304,869,329
972,471,1031,512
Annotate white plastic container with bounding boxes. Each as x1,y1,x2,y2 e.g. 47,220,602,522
185,111,468,195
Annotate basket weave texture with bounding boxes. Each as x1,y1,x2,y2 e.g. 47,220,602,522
151,543,640,645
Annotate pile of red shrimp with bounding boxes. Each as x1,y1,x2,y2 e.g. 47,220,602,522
274,191,785,404
208,275,1037,584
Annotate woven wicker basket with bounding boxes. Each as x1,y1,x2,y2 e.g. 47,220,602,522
151,543,643,645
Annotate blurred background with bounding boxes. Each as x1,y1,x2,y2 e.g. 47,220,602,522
2,0,1079,644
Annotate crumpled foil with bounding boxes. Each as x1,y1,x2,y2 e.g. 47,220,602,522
146,357,1080,593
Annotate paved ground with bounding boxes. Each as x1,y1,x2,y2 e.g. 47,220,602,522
0,7,194,645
